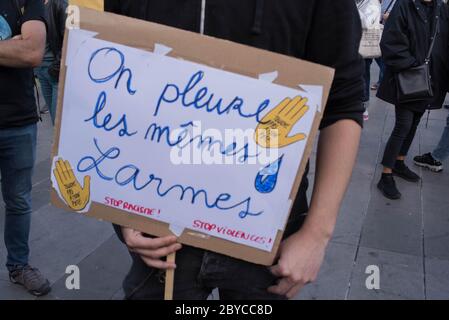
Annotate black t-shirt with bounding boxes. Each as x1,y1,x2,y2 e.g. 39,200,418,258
0,0,46,128
105,0,364,129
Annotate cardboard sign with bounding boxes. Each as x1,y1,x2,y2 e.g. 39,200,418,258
51,8,334,265
69,0,104,11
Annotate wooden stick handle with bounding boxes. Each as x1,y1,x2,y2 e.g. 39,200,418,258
164,252,176,300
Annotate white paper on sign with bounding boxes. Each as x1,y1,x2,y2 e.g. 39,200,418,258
54,29,324,252
169,224,185,237
258,71,279,83
66,29,98,67
153,43,173,56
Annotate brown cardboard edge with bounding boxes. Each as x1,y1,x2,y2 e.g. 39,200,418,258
50,192,283,265
50,8,335,266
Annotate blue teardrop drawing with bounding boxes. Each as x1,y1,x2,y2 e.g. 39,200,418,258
0,16,12,41
255,155,284,194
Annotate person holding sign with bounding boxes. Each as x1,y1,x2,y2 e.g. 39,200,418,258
34,0,68,125
105,0,364,300
0,0,51,296
356,0,383,121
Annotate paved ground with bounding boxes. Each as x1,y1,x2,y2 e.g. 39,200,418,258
0,66,448,300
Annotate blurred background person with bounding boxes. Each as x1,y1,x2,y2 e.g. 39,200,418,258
357,0,382,121
381,0,397,23
414,112,449,172
0,0,50,296
35,0,67,125
368,0,397,91
377,0,449,200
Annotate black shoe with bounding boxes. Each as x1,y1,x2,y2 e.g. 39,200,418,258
393,160,420,182
377,174,401,200
414,153,443,172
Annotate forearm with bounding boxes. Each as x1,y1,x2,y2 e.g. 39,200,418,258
0,38,43,68
302,119,362,240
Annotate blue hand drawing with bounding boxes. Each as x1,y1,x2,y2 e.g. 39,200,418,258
255,155,284,194
0,15,12,41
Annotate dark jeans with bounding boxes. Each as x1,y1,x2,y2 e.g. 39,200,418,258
363,58,384,102
123,247,286,300
123,213,307,300
0,124,37,270
382,107,424,168
120,178,309,300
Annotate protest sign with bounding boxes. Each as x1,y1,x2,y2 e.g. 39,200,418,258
51,8,334,265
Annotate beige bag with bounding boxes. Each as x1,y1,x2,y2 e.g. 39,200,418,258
357,0,382,58
359,26,383,58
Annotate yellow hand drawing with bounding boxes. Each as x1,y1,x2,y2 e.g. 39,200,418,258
53,158,91,211
255,96,309,148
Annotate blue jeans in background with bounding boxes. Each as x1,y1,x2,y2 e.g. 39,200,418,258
0,124,37,271
432,113,449,162
35,59,58,125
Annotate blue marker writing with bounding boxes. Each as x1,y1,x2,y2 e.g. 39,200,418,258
85,91,138,138
88,47,137,95
77,138,263,219
154,71,270,122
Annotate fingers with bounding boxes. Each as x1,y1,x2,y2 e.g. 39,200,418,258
64,160,75,180
54,159,87,190
53,168,64,186
269,264,283,277
291,104,309,123
269,260,313,298
121,227,140,242
260,96,308,129
122,228,182,270
283,133,307,147
286,98,308,119
133,243,182,260
55,159,68,181
274,97,292,115
82,175,91,192
140,256,177,270
125,231,179,251
267,275,307,298
55,158,77,182
266,96,308,119
144,235,181,250
268,280,305,299
282,96,307,117
267,278,296,297
282,96,302,116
